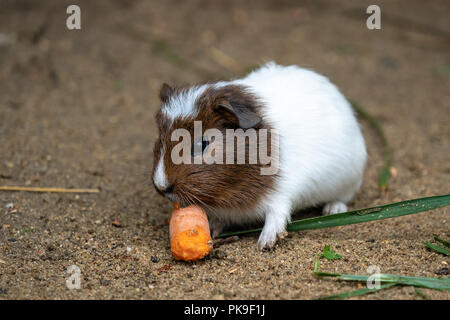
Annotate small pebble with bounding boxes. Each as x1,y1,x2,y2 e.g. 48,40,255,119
112,220,121,227
5,203,13,209
213,249,227,259
389,167,398,178
151,256,159,263
100,278,111,286
435,267,448,275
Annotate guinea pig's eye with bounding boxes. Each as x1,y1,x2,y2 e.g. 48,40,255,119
191,137,209,157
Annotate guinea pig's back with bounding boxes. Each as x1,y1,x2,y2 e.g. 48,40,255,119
235,62,367,208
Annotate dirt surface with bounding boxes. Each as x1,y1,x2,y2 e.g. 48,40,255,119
0,0,449,300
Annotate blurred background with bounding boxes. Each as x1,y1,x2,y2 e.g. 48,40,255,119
0,0,449,299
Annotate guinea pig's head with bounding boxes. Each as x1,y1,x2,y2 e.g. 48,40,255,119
152,83,277,211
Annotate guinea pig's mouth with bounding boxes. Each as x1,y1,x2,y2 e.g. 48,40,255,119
165,192,176,202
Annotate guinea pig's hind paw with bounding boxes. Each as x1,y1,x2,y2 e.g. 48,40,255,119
322,201,347,215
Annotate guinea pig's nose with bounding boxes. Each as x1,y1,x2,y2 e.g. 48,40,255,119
162,184,175,202
163,184,174,194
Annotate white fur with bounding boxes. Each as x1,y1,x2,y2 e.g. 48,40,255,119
161,85,208,121
153,147,169,191
211,62,367,249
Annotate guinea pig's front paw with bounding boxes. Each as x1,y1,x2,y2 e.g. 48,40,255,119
322,201,348,215
209,218,225,239
257,227,287,251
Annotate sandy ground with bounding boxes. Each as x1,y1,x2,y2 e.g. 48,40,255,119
0,0,449,299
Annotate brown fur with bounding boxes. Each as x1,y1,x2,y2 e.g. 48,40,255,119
152,84,278,211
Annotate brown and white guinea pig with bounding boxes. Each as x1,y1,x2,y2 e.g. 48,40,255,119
152,62,367,250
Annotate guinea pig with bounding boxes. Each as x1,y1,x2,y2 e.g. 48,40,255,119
152,62,367,250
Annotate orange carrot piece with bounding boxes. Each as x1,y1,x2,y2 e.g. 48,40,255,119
169,203,212,261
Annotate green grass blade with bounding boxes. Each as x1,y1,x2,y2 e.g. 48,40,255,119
424,241,450,256
434,236,450,248
217,226,262,238
314,260,450,299
216,194,450,238
317,283,397,300
349,100,392,192
314,259,320,273
287,194,450,232
315,270,450,291
339,274,450,290
414,287,430,300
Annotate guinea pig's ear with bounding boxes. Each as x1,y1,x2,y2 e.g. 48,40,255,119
216,99,261,129
159,83,174,103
